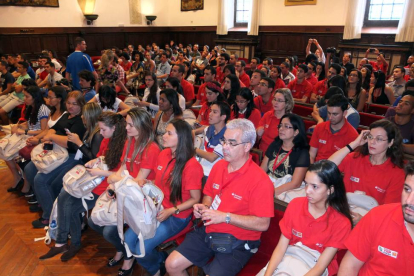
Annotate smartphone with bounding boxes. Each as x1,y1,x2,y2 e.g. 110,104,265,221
64,128,71,134
43,143,53,150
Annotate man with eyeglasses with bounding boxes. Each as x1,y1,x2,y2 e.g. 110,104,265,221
337,160,414,276
310,63,341,104
166,119,274,276
309,94,358,163
288,64,313,103
254,77,275,116
216,53,230,84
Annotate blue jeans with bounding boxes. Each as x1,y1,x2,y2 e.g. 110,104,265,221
56,190,97,246
124,214,192,275
88,218,127,256
25,153,83,220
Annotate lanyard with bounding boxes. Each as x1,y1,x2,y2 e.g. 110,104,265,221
272,147,292,172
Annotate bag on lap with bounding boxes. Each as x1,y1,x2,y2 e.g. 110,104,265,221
0,133,29,160
115,171,164,258
30,142,69,174
272,174,306,203
256,242,328,276
91,191,117,226
347,191,378,217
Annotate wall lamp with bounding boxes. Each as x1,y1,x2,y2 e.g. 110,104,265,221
84,14,99,25
146,15,157,25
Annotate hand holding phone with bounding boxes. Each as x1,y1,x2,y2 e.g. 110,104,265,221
65,128,71,134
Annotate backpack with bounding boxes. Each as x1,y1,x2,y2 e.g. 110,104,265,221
123,96,141,109
115,171,164,258
182,109,197,128
273,174,306,203
30,143,69,174
347,191,378,217
0,133,29,160
90,191,117,226
34,198,58,245
63,156,108,198
256,242,328,276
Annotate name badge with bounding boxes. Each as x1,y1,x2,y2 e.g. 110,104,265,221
211,195,221,210
319,139,326,144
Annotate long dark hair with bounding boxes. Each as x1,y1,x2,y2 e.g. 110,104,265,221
223,74,240,106
24,86,46,125
164,119,194,205
97,112,127,170
98,85,117,110
373,70,386,91
123,108,157,172
361,67,372,91
145,71,159,105
345,69,363,99
273,114,309,150
308,160,353,228
355,119,404,168
316,62,325,81
160,89,183,116
49,86,67,115
166,77,184,96
233,87,256,119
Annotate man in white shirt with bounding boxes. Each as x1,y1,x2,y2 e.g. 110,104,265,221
39,62,63,88
388,66,407,97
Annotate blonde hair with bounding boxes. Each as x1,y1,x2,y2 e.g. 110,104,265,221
67,90,86,113
101,50,115,69
82,102,102,144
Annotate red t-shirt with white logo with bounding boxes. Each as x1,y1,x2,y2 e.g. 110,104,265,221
280,197,352,275
313,79,328,97
258,111,281,153
309,120,358,161
203,157,274,240
288,79,313,101
338,152,405,205
345,203,414,276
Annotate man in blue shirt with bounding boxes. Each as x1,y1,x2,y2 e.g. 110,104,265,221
66,37,97,91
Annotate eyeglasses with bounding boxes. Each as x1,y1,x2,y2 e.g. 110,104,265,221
219,138,248,147
278,124,294,130
272,98,286,103
235,100,247,104
349,74,359,77
367,134,388,143
259,82,268,87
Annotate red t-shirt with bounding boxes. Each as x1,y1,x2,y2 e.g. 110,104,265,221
198,103,211,126
230,108,261,128
203,157,274,240
92,138,121,195
181,79,195,102
120,139,160,180
121,61,132,72
345,203,414,276
292,67,298,76
280,197,351,275
239,72,251,87
254,95,274,115
288,79,313,101
338,152,405,205
369,61,388,73
155,148,203,219
309,120,358,161
216,66,225,84
258,111,281,153
39,70,49,81
312,79,328,97
196,82,208,104
306,75,318,86
273,78,286,92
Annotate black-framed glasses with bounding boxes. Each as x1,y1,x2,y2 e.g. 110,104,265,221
219,138,248,147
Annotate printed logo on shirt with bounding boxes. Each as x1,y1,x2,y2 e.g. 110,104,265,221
265,124,269,129
334,145,341,151
292,229,302,238
350,176,360,183
157,165,163,171
126,158,140,165
213,183,220,190
319,139,327,144
316,243,323,248
378,246,398,259
375,186,386,193
232,193,242,200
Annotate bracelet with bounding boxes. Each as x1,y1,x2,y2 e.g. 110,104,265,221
25,129,28,135
346,144,354,152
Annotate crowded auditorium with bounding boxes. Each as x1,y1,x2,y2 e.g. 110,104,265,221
1,0,414,275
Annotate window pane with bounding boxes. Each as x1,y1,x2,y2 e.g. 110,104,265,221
368,0,404,21
371,0,383,4
381,5,392,19
392,4,404,19
369,5,382,20
235,0,251,23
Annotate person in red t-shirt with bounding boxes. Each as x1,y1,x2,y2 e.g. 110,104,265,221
170,64,195,108
270,65,287,92
39,111,128,261
167,118,274,276
329,119,405,223
125,119,203,276
338,160,414,276
257,88,294,153
310,63,341,103
263,160,352,276
194,81,225,135
231,87,261,128
88,109,161,272
254,77,276,115
288,64,313,103
192,65,216,107
306,61,318,86
365,48,389,73
216,53,230,84
236,60,251,87
119,52,132,72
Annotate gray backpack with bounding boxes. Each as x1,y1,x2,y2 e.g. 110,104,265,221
114,171,164,258
347,191,378,217
0,133,29,160
31,143,69,174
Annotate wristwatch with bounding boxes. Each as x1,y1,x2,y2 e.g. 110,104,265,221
174,206,180,215
225,213,231,224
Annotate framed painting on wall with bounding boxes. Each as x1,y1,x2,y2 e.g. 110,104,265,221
285,0,317,6
0,0,59,7
181,0,203,11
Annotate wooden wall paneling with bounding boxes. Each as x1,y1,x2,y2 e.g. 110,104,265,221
0,36,13,54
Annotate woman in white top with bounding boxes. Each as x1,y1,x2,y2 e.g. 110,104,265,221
164,77,186,110
136,72,162,118
88,85,130,116
6,85,52,195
